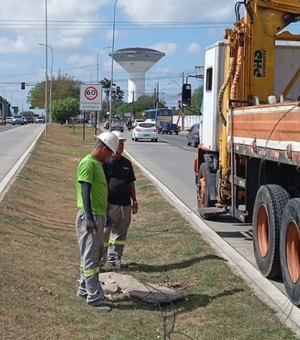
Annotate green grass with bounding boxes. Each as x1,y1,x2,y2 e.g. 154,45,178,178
0,125,297,340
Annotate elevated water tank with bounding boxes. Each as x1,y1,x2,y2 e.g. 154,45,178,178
110,47,165,102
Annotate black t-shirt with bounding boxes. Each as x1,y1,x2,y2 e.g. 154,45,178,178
103,155,136,206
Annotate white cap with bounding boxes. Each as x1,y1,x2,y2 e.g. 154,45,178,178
95,131,119,155
111,130,127,141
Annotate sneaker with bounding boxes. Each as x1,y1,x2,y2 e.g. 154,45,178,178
92,304,111,312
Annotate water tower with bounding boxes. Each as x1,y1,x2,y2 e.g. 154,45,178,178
110,47,165,102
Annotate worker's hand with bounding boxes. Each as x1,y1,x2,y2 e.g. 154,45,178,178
86,217,98,235
132,201,138,214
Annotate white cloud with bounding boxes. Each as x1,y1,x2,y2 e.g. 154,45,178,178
120,0,237,22
149,43,177,56
187,43,201,54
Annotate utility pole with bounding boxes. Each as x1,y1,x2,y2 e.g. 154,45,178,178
132,90,135,116
156,82,159,108
181,72,185,130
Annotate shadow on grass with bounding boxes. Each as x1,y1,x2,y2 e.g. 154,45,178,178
110,288,244,312
126,254,226,273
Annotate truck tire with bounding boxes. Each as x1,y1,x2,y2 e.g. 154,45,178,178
280,198,300,306
252,185,289,279
197,163,217,218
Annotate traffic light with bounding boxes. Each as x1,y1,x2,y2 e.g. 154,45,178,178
116,86,120,94
21,82,26,90
181,83,191,107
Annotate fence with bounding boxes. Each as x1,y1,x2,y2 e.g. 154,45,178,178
173,115,201,130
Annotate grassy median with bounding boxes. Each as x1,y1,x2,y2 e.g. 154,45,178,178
0,124,297,339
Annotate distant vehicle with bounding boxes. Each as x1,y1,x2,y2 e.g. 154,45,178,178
11,115,24,125
144,108,179,134
187,123,200,147
125,118,133,131
22,116,27,125
110,118,124,132
131,121,158,142
25,116,34,123
34,116,45,123
0,116,7,125
104,120,109,129
132,119,144,128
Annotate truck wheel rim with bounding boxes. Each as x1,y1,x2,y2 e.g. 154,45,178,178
199,177,206,207
257,205,269,257
286,221,300,284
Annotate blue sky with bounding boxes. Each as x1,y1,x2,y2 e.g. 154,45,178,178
0,0,299,111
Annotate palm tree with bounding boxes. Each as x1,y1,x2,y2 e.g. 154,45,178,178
100,78,115,113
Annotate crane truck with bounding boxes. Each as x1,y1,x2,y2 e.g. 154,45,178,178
182,0,300,306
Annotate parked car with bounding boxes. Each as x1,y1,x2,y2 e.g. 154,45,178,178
11,115,24,125
5,116,12,124
39,116,45,123
110,118,124,132
131,121,158,142
187,123,200,147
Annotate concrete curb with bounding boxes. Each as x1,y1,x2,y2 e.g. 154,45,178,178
126,150,300,337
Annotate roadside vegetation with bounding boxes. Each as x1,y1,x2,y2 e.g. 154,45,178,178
0,125,297,339
25,74,202,123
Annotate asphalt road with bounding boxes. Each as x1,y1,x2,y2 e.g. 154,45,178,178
0,123,44,196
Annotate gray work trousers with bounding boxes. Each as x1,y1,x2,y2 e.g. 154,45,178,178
102,204,131,264
75,211,105,306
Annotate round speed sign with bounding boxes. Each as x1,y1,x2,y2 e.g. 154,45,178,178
84,86,98,101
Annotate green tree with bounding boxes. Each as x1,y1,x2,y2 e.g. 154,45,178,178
27,74,80,110
52,97,80,124
100,77,111,102
188,86,203,114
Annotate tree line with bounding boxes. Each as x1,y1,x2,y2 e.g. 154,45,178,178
27,74,202,124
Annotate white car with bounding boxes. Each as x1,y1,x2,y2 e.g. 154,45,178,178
132,119,144,128
131,121,158,142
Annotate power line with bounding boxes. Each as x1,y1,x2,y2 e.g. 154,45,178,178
0,19,233,31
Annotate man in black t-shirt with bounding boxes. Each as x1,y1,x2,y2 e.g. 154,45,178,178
102,131,138,269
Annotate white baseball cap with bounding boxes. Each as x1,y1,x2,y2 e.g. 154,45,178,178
111,130,127,141
95,131,119,155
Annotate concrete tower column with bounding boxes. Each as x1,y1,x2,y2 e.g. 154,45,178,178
128,72,145,102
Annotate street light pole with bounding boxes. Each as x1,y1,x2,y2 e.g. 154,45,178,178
38,42,53,124
96,45,111,133
96,46,111,84
44,0,48,138
109,0,119,130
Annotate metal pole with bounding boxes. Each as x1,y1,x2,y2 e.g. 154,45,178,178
38,42,53,125
44,0,48,138
109,0,119,131
49,45,53,124
96,46,111,133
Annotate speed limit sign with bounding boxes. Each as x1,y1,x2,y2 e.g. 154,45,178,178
80,84,102,110
84,86,98,100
